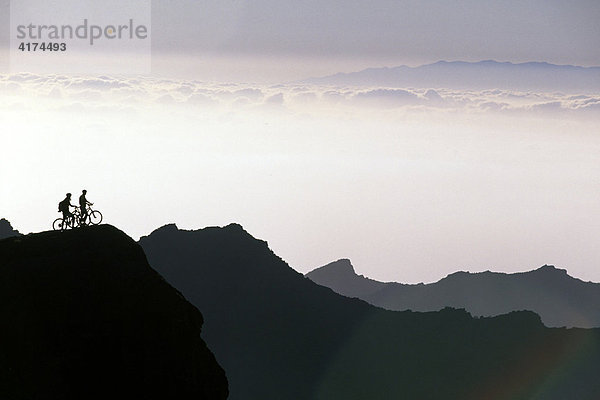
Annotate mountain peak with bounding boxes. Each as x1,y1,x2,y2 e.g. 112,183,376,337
145,222,250,238
149,223,180,235
141,223,271,257
313,258,356,275
536,264,566,273
306,259,389,299
223,222,247,232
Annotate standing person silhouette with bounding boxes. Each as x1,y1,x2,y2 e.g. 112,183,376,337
58,193,75,224
79,190,93,225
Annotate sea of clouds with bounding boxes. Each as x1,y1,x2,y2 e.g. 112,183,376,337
1,73,599,119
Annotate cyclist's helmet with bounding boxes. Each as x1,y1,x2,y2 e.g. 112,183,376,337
66,193,71,197
82,190,87,194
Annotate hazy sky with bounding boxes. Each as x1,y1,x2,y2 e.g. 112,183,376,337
1,2,599,283
1,1,600,79
150,0,600,63
124,0,600,80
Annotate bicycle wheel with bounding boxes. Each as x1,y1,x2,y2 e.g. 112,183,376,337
89,210,103,225
53,218,65,231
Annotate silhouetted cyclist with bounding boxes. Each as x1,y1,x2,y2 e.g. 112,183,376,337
58,193,75,222
79,189,93,225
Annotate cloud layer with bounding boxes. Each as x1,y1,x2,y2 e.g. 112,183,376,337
1,73,599,119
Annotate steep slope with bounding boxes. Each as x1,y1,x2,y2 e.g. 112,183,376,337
304,60,600,92
307,261,600,328
0,225,228,400
0,218,22,239
140,224,600,400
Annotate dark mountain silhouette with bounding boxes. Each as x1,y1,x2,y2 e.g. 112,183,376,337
304,60,600,92
0,218,22,239
140,223,600,400
307,260,600,328
0,225,228,400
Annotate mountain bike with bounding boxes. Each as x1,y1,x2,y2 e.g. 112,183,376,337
53,208,80,231
78,204,103,226
52,205,103,231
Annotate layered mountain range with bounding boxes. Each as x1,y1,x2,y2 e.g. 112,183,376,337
306,259,600,328
2,219,599,400
140,223,600,400
304,60,600,92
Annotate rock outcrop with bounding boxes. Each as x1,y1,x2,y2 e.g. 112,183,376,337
0,224,228,400
0,218,22,240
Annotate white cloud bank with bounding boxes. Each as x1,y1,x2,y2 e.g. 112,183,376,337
1,73,599,118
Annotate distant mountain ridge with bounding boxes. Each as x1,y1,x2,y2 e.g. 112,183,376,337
0,218,22,239
140,223,600,400
307,260,600,328
304,60,600,92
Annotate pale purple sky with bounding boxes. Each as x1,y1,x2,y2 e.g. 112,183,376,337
150,0,600,65
2,1,600,78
